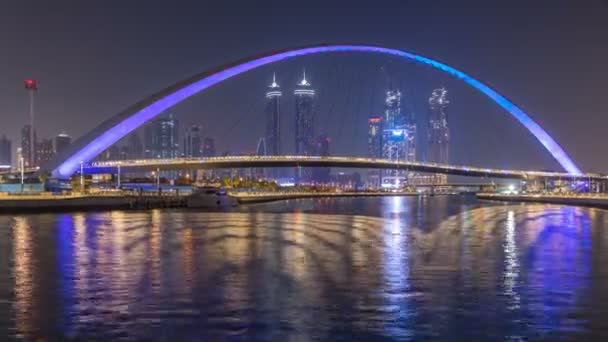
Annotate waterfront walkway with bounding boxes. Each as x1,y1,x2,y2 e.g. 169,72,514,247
477,193,608,209
231,191,418,204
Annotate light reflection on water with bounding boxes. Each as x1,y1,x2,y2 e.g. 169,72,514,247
0,195,607,340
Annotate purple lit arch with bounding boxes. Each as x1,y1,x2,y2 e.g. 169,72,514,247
49,45,582,178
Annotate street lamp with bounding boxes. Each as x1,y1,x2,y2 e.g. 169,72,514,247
117,165,121,189
155,167,160,193
19,156,24,192
80,161,84,193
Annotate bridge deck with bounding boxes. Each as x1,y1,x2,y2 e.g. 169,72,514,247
84,156,606,181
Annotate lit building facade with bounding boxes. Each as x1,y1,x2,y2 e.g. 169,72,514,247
294,70,315,183
0,135,11,168
427,87,450,184
265,73,282,156
36,138,54,166
20,124,36,167
381,88,418,188
201,137,216,179
265,74,282,179
127,132,144,159
145,114,180,159
54,133,72,155
381,89,407,188
367,117,383,188
183,125,203,158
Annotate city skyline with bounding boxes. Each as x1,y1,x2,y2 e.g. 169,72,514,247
1,2,606,173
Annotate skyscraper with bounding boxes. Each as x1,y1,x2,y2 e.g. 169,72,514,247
403,110,417,163
184,124,203,158
294,70,315,183
265,73,282,179
381,89,407,188
20,124,36,167
54,133,72,155
36,138,54,166
0,135,11,168
156,114,180,159
312,134,331,184
265,73,282,156
367,117,383,188
127,132,144,159
144,114,180,159
427,87,450,184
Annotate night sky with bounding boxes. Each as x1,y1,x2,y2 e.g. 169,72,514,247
1,1,607,172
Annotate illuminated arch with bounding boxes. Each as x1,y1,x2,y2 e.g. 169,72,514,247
49,45,582,178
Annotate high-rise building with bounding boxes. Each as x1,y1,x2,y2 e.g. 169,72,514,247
265,73,282,156
381,89,406,188
201,138,216,180
183,125,203,158
54,133,72,155
202,137,216,157
294,70,315,183
265,74,282,179
127,132,144,159
367,117,383,188
144,114,180,159
20,124,37,167
0,135,12,168
403,110,416,163
312,134,331,184
381,87,419,188
157,114,179,159
427,87,450,184
384,89,401,129
36,138,54,166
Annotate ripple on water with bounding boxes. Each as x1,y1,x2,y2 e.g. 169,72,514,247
0,196,607,339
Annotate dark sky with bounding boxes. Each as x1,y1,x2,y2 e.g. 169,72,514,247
1,0,607,172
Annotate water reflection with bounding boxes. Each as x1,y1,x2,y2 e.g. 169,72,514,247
1,196,606,339
13,217,34,337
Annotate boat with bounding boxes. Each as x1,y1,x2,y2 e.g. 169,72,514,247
185,186,237,208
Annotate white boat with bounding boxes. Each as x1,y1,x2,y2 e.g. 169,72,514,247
185,187,237,208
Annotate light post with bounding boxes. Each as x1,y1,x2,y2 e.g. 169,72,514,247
117,165,121,189
19,156,24,193
80,161,84,193
156,167,160,194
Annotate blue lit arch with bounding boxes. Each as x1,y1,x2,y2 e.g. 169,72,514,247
49,45,582,178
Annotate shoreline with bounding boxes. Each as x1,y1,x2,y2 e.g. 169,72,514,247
476,193,608,209
0,194,186,214
233,192,419,204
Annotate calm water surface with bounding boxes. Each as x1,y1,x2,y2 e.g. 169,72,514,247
1,195,608,340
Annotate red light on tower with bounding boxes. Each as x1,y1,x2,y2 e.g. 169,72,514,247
24,79,38,90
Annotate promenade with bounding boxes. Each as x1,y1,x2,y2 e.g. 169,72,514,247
477,193,608,209
231,191,418,204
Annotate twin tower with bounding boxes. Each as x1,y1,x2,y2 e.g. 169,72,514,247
264,71,316,181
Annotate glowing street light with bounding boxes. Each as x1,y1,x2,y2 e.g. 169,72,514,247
80,161,84,193
19,156,24,192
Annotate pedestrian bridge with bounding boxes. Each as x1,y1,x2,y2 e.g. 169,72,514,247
85,156,606,181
